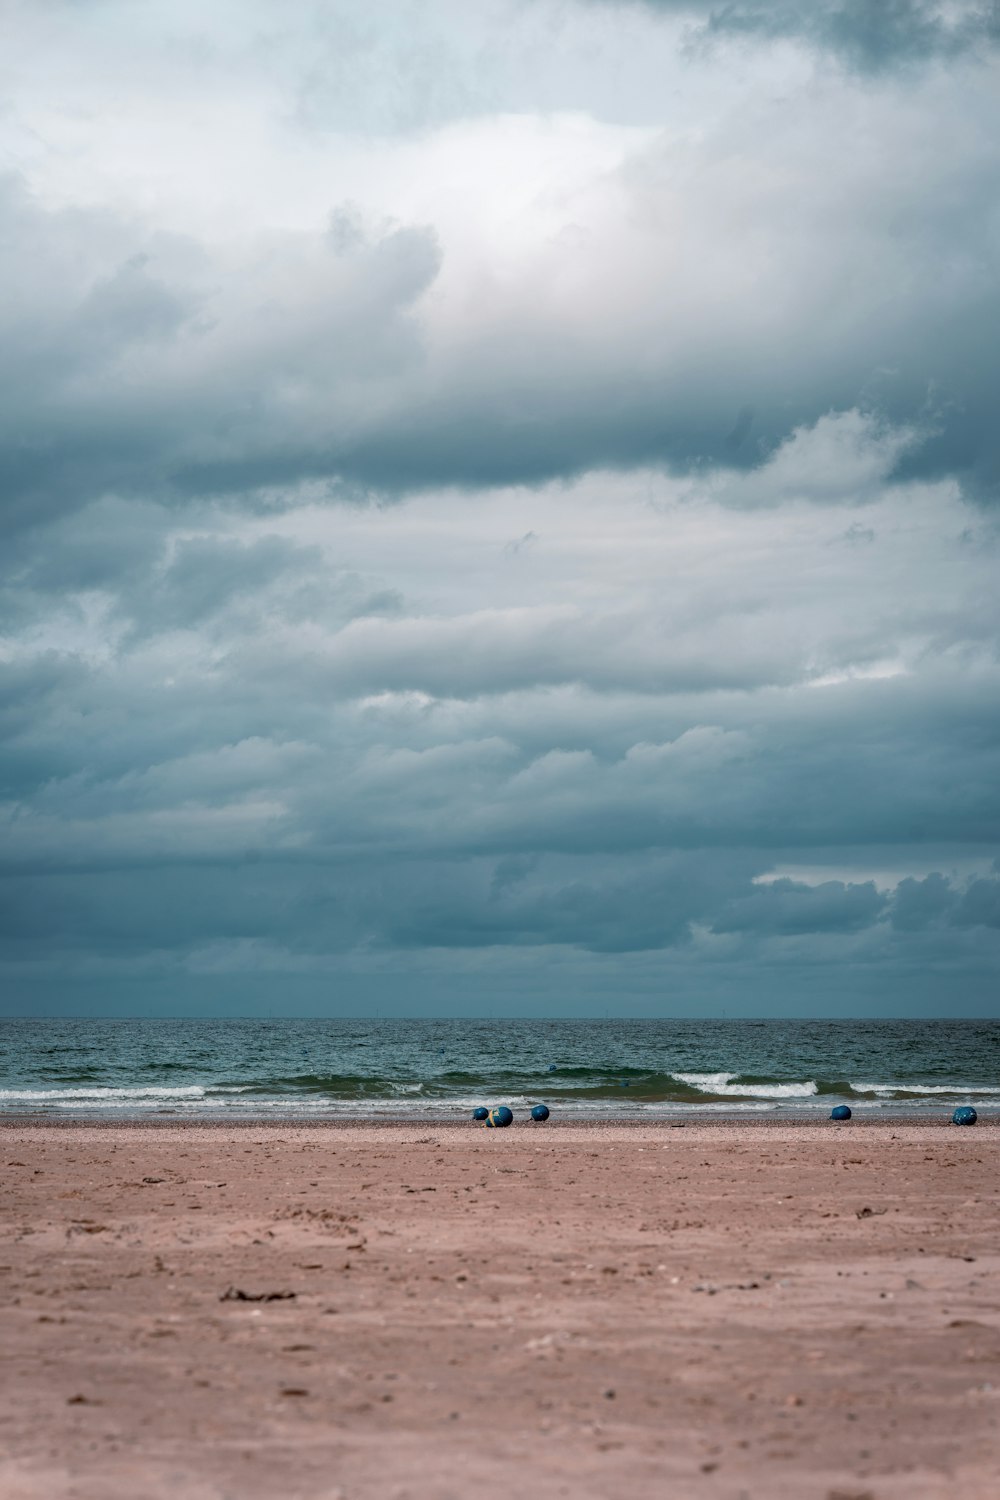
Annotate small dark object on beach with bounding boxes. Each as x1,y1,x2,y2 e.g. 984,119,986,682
531,1104,550,1122
472,1107,489,1121
952,1105,978,1126
220,1287,297,1302
486,1106,513,1128
831,1105,852,1121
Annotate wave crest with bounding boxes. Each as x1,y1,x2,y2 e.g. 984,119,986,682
672,1072,819,1098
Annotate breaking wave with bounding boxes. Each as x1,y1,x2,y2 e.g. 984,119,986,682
672,1072,819,1099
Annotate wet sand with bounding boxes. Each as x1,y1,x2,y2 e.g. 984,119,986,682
2,1121,999,1499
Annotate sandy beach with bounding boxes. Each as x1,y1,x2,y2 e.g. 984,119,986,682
2,1121,999,1500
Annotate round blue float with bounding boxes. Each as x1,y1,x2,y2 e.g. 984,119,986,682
547,1064,557,1073
486,1106,514,1128
952,1105,978,1126
531,1104,550,1122
472,1106,489,1121
830,1105,852,1121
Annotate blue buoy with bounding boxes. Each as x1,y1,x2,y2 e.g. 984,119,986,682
830,1105,852,1121
547,1064,557,1073
472,1107,489,1121
531,1104,550,1122
952,1105,978,1126
486,1106,513,1128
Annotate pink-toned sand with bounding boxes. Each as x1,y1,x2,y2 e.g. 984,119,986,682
1,1121,999,1499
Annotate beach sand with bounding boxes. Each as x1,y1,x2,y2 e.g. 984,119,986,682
1,1121,999,1499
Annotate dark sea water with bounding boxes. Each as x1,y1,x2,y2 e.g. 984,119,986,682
1,1018,999,1119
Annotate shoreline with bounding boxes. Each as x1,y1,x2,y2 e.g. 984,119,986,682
2,1109,996,1129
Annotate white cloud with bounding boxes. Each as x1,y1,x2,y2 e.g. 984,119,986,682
2,12,999,516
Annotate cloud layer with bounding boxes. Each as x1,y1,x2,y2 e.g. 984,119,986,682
2,0,999,1012
3,440,999,1008
4,1,1000,527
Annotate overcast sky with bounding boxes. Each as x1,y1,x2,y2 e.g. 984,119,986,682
2,0,999,1016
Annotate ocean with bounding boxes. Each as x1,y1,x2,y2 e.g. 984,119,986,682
1,1017,998,1119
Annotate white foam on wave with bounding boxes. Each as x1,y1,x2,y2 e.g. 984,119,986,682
0,1085,255,1105
0,1085,212,1100
673,1072,819,1099
1,1080,992,1116
850,1082,1000,1097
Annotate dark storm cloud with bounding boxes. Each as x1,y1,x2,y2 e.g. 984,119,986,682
889,870,1000,931
375,853,748,953
714,878,888,935
2,842,998,962
615,0,1000,71
890,872,956,929
956,874,1000,927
